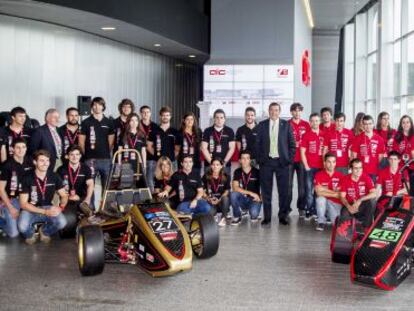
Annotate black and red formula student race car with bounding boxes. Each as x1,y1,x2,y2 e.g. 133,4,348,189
330,161,414,290
77,149,219,277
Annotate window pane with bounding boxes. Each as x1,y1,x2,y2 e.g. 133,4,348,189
394,0,401,39
368,5,378,53
366,100,376,117
408,35,414,95
367,53,377,99
394,41,401,96
408,0,414,33
392,98,401,128
407,96,414,116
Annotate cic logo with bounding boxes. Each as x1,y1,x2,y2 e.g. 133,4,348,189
209,69,226,75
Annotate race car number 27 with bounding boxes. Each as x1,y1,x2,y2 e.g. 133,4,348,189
369,228,402,242
150,220,177,233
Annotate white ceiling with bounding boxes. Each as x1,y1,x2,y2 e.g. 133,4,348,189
310,0,371,30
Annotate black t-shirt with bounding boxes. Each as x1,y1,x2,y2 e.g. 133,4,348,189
153,176,171,192
232,167,261,195
56,163,92,198
202,173,230,199
80,115,115,159
235,124,258,159
21,171,63,207
170,170,202,203
148,125,179,162
177,129,202,169
58,124,80,156
140,121,158,161
116,132,147,168
2,126,32,157
113,117,128,147
202,126,235,167
0,157,33,198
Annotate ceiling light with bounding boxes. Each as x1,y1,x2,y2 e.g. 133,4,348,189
154,43,161,47
101,26,116,31
303,0,314,29
188,54,196,58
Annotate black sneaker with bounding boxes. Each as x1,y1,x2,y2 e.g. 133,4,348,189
299,210,306,218
316,223,325,231
241,210,248,218
304,212,312,221
231,217,242,226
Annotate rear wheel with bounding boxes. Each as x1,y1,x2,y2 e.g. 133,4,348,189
190,214,219,259
78,225,105,276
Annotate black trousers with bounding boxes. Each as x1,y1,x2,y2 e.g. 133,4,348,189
260,158,290,221
340,200,375,228
287,162,306,212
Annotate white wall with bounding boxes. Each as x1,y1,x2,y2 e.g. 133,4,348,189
311,33,340,115
0,15,201,125
294,0,312,118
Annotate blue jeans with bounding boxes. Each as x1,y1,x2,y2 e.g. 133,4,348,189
315,196,341,225
305,168,320,215
18,206,67,238
86,158,111,189
146,160,157,192
177,199,211,216
230,192,262,219
0,198,20,238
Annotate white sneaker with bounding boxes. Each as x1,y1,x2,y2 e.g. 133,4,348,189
218,217,227,227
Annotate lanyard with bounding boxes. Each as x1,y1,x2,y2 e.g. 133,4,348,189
241,171,252,190
68,165,80,190
128,133,139,148
35,176,48,200
66,127,79,145
213,129,223,144
11,128,23,140
184,131,194,147
336,130,343,151
211,176,222,194
141,122,151,138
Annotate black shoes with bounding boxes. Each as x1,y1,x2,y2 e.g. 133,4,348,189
279,217,289,225
261,219,271,226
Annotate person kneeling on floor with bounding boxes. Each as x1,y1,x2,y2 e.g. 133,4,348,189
0,138,33,238
202,157,231,227
231,150,262,225
314,152,344,231
163,155,211,216
56,145,94,216
18,149,68,244
338,158,377,228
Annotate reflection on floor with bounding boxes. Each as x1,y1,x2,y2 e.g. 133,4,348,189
0,215,413,311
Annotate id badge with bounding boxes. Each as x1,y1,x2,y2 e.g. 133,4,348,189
337,150,343,157
364,156,370,163
216,145,222,153
130,152,136,160
189,146,194,155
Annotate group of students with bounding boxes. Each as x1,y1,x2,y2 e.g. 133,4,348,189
0,97,413,244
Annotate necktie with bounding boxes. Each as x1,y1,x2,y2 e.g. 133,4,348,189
270,122,277,157
50,126,62,158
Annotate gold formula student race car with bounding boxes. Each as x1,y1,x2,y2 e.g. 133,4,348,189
77,149,219,277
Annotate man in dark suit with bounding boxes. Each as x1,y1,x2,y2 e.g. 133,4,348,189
30,109,64,171
255,102,296,225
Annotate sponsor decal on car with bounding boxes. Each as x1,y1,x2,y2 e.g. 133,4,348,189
146,253,155,263
369,240,389,249
139,244,145,252
144,213,156,220
160,231,178,242
382,217,405,231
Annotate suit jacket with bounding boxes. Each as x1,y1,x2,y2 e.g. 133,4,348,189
30,124,64,169
255,118,296,166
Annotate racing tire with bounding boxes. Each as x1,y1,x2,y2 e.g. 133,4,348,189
190,214,219,259
78,225,105,276
59,204,78,239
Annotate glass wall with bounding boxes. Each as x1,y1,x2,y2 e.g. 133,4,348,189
342,0,414,127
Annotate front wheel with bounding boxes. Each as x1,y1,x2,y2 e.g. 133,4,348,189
190,214,219,259
78,225,105,276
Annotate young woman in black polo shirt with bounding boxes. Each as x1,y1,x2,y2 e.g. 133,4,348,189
116,113,147,169
177,112,202,176
153,156,175,199
202,157,230,227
